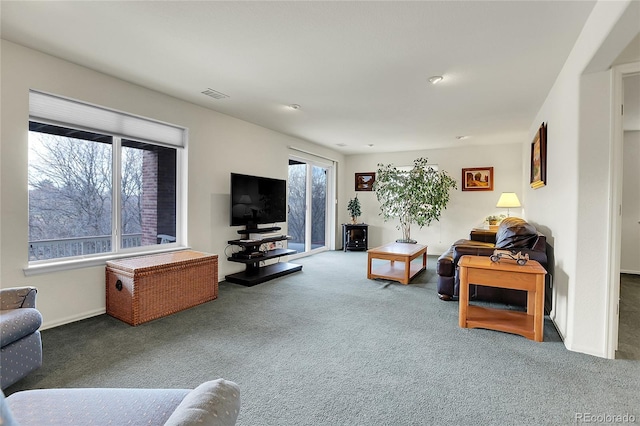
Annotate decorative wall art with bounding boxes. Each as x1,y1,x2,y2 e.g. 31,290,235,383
355,172,375,191
461,167,494,191
530,122,547,189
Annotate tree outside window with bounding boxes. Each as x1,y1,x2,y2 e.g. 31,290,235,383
28,122,177,261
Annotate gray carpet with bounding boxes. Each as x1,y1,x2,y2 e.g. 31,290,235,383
6,251,640,425
618,273,640,360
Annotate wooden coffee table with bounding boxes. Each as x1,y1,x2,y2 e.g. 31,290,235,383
367,242,427,284
458,255,547,341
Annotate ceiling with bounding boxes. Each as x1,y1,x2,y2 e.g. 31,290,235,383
1,1,599,154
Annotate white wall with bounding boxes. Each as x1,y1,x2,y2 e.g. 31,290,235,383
523,0,639,357
621,131,640,273
0,40,345,329
343,144,523,255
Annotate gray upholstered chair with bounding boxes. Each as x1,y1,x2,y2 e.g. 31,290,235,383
0,287,43,390
1,378,240,426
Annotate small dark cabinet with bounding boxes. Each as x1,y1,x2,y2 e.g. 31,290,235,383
343,224,368,251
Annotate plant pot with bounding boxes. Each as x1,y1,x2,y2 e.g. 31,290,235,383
351,216,358,224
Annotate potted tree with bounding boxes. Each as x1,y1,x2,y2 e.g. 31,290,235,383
373,157,457,243
347,195,362,224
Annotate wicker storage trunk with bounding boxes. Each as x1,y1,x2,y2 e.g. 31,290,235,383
106,250,218,326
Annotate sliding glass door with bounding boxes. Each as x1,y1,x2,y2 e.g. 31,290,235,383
288,159,307,253
288,156,333,255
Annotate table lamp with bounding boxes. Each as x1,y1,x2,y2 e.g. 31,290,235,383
496,192,521,217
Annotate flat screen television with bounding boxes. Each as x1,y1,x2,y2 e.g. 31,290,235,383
230,173,287,227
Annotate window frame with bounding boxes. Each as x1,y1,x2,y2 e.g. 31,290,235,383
24,94,187,276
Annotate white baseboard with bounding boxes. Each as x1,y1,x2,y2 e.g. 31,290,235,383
620,269,640,275
41,308,106,331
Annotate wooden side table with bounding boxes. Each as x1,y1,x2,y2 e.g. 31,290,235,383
458,255,547,341
367,242,427,284
470,228,497,243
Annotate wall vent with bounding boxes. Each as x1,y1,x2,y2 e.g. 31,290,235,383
201,88,229,99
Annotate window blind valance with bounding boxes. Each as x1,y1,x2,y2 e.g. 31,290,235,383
29,90,186,147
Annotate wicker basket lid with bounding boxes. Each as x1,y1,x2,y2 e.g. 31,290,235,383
106,250,216,272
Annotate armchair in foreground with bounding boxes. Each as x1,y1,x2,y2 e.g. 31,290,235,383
1,378,240,426
0,287,42,390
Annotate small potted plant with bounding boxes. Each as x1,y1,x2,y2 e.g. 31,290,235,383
347,195,362,224
486,214,506,226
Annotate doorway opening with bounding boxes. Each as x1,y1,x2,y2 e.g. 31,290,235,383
608,61,640,359
616,71,640,359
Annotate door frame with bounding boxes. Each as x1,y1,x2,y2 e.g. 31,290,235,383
606,61,640,358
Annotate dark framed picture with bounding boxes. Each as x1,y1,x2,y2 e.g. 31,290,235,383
530,122,547,189
355,172,375,191
461,167,494,191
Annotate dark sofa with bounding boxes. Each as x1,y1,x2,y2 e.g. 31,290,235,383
436,217,549,307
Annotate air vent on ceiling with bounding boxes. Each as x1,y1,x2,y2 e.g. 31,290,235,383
201,88,229,99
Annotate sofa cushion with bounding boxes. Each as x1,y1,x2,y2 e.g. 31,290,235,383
164,378,240,426
0,309,42,348
6,387,190,425
1,390,19,426
495,217,538,249
0,288,37,311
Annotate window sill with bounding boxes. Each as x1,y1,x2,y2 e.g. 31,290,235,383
23,245,191,276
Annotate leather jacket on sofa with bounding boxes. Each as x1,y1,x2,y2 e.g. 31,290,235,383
436,217,549,308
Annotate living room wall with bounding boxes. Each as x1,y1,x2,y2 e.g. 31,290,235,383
522,0,638,357
342,144,523,255
0,40,345,329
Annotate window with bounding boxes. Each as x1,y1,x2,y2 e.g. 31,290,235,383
27,91,184,264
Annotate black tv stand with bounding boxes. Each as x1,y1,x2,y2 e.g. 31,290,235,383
225,227,302,286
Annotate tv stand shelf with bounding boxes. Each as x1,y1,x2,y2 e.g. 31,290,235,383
225,229,302,286
237,226,281,235
228,236,290,246
228,247,296,263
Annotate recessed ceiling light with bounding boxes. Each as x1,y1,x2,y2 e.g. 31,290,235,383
428,76,444,85
367,144,374,148
288,104,301,110
336,143,347,147
456,135,469,140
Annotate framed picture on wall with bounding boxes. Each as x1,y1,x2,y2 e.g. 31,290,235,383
530,122,547,189
461,167,494,191
355,172,375,191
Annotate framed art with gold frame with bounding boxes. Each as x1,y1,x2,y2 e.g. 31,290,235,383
461,167,494,191
530,122,547,189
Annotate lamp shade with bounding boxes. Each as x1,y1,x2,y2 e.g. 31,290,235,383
496,192,521,208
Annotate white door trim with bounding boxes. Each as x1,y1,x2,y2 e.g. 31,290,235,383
606,61,640,359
